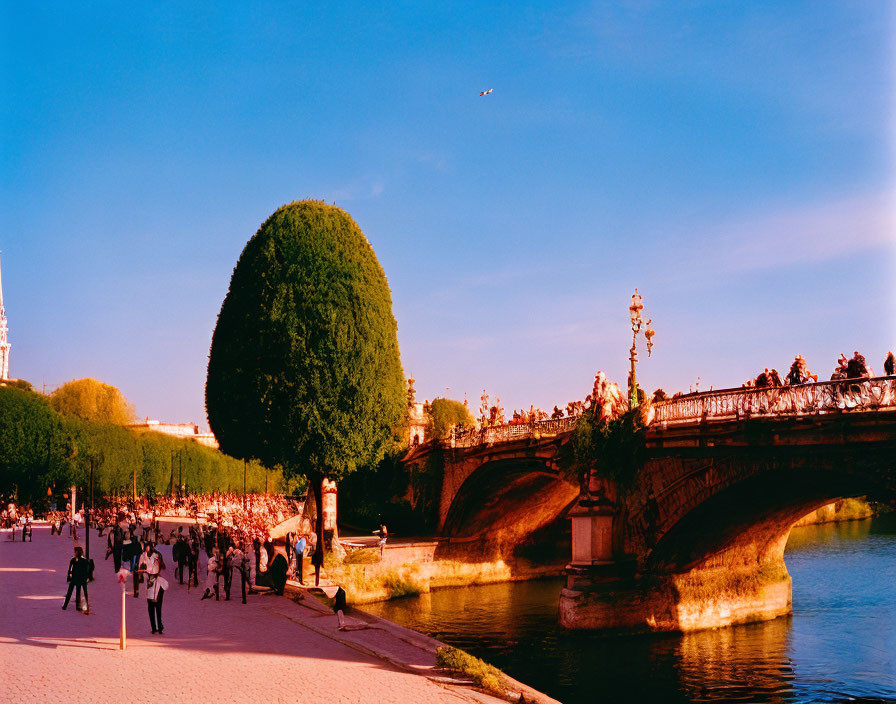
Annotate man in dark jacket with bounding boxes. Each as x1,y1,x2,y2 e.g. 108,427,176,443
173,535,188,584
187,537,200,588
62,546,90,613
111,518,125,572
204,526,216,559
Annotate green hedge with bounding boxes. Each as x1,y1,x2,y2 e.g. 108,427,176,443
0,385,282,507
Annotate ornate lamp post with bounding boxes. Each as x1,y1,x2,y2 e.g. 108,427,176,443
627,289,655,408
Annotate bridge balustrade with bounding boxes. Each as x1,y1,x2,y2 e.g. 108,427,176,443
445,377,896,448
653,376,896,425
451,416,579,448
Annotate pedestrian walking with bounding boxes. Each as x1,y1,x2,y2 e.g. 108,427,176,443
62,546,90,613
323,585,348,630
311,532,323,586
200,548,221,601
228,542,248,604
377,523,388,559
111,516,126,572
187,537,200,590
138,542,169,634
21,511,33,542
172,535,188,584
293,532,306,585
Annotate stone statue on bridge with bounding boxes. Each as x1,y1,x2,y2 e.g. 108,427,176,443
586,371,627,422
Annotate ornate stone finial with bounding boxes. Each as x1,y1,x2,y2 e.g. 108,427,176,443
645,319,655,357
407,376,416,407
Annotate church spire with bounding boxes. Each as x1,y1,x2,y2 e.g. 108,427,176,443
0,252,10,380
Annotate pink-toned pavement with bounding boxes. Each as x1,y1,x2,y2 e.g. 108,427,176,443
0,526,506,704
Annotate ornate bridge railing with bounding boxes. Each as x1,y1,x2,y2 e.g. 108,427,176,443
451,416,579,448
445,377,896,448
652,376,896,426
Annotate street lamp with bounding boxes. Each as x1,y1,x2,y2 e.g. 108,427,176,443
628,289,656,408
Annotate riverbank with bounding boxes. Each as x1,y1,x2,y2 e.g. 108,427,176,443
2,526,555,704
321,542,565,604
284,580,560,704
363,516,896,704
329,498,874,606
793,498,875,526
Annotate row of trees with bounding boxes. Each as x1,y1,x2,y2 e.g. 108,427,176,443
0,384,281,508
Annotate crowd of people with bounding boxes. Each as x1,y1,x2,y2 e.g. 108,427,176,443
44,492,322,631
467,350,896,433
2,502,34,541
747,351,894,389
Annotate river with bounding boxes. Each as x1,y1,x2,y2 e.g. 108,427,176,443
364,515,896,703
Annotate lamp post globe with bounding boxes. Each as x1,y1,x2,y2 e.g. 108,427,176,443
627,288,654,408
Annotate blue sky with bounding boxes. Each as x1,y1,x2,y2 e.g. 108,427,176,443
1,1,894,426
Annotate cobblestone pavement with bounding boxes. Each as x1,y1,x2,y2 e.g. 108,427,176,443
0,526,501,704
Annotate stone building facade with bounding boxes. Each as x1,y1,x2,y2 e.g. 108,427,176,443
129,418,219,449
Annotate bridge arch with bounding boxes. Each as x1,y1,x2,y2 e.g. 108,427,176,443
641,460,887,574
628,416,896,574
561,412,896,632
440,456,579,556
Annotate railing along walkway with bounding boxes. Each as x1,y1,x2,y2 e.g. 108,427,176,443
451,416,578,448
652,376,896,425
448,376,896,448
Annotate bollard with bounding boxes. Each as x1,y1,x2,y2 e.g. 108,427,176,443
120,586,126,650
117,569,128,650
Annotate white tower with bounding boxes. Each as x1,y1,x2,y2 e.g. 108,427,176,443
0,253,10,380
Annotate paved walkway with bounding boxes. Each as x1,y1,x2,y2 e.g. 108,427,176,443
0,526,504,704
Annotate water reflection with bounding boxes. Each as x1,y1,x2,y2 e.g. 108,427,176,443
676,619,794,703
363,516,896,703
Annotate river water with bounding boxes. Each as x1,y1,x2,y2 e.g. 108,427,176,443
364,516,896,703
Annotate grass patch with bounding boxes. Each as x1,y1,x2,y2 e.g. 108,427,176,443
673,562,790,603
382,568,426,598
436,646,505,696
321,562,428,602
343,548,381,565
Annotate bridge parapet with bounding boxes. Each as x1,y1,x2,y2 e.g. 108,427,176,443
653,376,896,425
446,376,896,449
451,416,578,448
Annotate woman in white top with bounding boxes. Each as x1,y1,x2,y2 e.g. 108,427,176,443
137,542,169,634
200,549,221,601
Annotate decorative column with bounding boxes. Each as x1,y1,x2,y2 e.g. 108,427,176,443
568,495,615,564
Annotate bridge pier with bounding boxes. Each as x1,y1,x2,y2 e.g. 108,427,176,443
559,559,792,632
560,479,796,633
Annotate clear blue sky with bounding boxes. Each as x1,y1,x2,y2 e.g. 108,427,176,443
2,1,894,427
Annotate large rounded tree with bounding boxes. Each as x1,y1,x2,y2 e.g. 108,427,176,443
206,201,406,576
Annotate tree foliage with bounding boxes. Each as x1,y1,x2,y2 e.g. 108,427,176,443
50,378,136,425
569,407,648,491
206,201,406,564
0,386,279,507
425,397,475,440
206,201,406,480
338,447,444,535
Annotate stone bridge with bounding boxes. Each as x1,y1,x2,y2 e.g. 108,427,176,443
404,376,896,632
